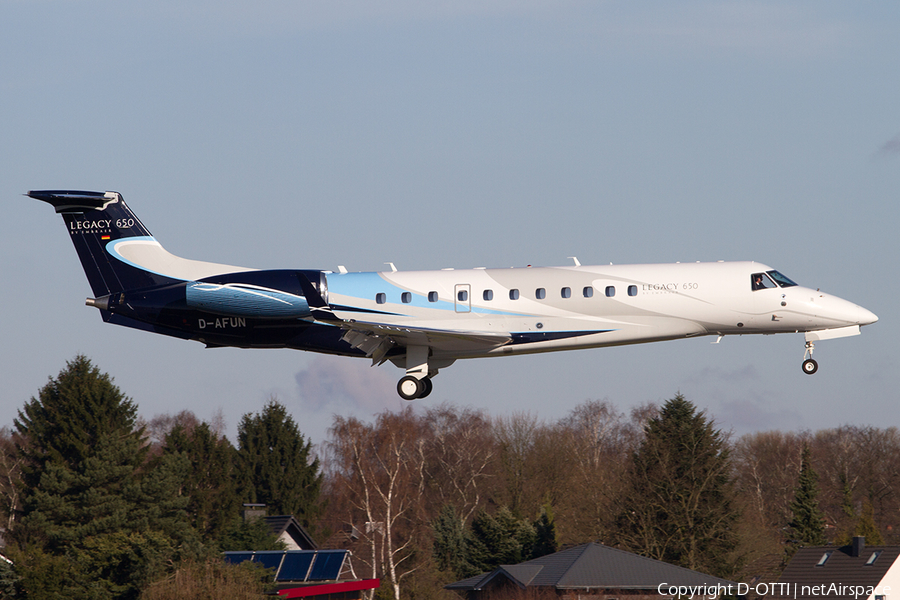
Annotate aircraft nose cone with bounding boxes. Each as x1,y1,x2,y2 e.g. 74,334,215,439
858,306,878,326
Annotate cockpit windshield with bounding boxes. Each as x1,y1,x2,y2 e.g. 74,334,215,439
767,270,798,287
751,270,798,291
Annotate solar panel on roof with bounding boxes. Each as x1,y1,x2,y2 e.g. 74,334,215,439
277,552,315,582
308,551,346,581
254,551,286,573
223,552,254,565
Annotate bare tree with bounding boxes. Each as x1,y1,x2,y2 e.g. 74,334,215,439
493,412,540,516
421,404,496,524
732,431,805,532
813,425,900,543
555,400,634,544
0,427,22,533
326,408,427,600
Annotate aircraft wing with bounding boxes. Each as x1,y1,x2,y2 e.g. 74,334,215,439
294,272,510,363
338,320,512,365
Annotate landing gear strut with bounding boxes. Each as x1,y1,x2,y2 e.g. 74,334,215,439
802,341,818,375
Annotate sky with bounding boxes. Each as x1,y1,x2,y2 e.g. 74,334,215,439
1,1,898,448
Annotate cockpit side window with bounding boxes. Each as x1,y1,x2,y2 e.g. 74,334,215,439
767,270,798,288
751,272,777,291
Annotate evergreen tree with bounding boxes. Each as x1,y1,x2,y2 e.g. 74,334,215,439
11,355,196,599
853,499,883,545
614,394,740,578
237,400,323,528
467,506,536,573
431,504,478,579
531,503,558,559
164,422,242,543
788,444,827,547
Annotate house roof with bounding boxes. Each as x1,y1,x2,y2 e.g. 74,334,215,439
264,516,318,550
446,543,737,591
778,544,900,597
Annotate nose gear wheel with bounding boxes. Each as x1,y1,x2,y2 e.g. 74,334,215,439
802,341,818,375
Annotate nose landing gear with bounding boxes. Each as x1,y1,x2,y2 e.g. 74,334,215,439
802,341,818,375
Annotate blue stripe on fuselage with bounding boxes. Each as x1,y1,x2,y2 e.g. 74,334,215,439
327,272,519,316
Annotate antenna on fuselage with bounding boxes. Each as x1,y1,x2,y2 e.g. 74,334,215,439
568,256,581,267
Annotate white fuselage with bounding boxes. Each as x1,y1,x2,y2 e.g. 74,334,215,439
326,261,876,361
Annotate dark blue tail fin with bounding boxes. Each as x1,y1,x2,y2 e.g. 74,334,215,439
28,190,181,296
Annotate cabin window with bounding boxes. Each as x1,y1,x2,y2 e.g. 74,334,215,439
583,286,594,298
535,288,546,300
561,287,571,298
628,285,638,297
401,292,411,304
457,290,468,302
510,289,519,300
483,290,493,301
606,286,615,297
751,273,777,291
428,291,438,302
376,293,386,304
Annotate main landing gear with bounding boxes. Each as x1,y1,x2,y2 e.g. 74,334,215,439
396,344,434,401
802,341,818,375
397,375,433,400
394,344,451,400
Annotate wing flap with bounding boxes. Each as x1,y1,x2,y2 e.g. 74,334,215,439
340,320,512,364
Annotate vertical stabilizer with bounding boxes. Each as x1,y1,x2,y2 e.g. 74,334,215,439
28,190,181,296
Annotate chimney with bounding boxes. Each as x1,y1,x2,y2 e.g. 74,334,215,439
242,503,267,522
852,536,865,557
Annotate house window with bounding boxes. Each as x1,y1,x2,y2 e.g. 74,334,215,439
815,551,833,567
561,287,571,298
510,289,519,300
483,289,493,301
376,293,386,304
583,286,594,298
628,285,638,297
606,286,615,297
865,551,882,566
428,291,438,302
535,288,546,300
401,292,411,304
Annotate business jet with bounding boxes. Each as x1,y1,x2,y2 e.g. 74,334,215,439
29,190,877,400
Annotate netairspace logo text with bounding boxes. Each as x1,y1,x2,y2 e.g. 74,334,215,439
657,582,891,599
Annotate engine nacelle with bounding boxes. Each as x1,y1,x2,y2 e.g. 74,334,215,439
185,281,313,318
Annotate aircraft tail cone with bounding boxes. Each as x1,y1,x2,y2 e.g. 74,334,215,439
86,296,110,311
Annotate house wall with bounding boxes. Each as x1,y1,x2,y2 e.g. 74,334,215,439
279,532,302,551
872,557,900,600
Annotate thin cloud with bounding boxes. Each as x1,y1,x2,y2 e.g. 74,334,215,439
295,356,395,412
877,133,900,157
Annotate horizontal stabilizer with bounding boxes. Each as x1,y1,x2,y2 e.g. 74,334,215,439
27,190,121,214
